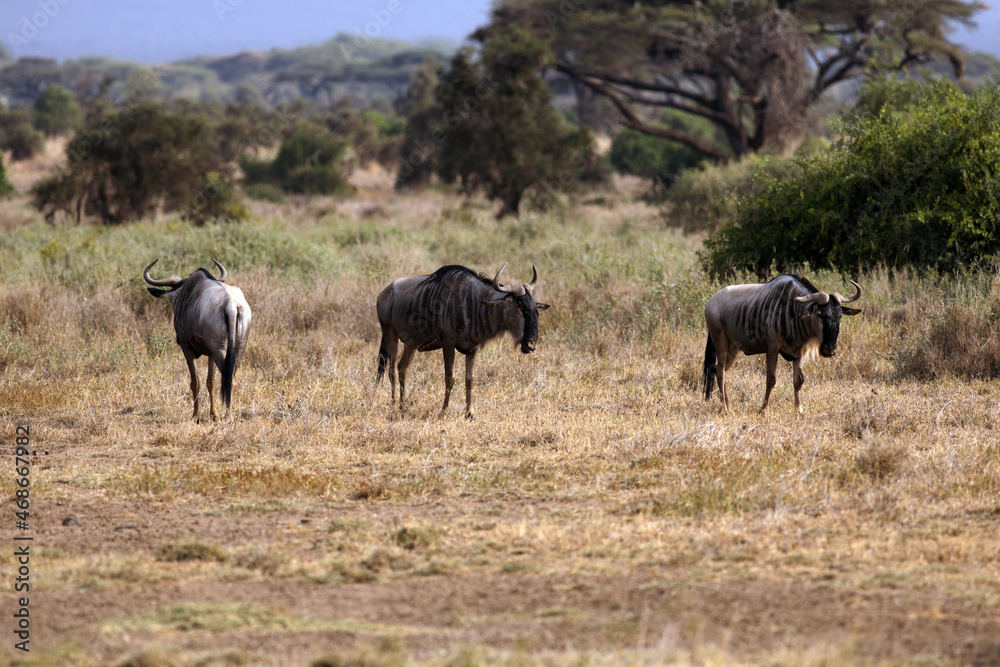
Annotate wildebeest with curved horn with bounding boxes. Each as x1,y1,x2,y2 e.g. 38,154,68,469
144,259,252,422
703,274,861,413
376,263,550,418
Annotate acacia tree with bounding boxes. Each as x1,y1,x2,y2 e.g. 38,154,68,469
434,25,596,217
487,0,983,160
32,102,240,224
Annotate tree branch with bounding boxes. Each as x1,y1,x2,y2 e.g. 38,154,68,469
562,66,717,109
561,69,731,161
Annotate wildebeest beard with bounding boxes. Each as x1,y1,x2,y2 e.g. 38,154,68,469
520,307,539,353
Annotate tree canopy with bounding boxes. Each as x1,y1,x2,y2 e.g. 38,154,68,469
432,26,597,217
32,102,240,225
486,0,984,160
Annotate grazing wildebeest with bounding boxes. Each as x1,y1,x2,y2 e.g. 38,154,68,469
703,274,861,413
144,259,252,422
376,263,550,418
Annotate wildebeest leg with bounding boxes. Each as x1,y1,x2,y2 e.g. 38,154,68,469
397,344,416,405
182,348,201,423
713,334,732,409
760,348,779,414
792,356,806,414
381,327,400,402
207,358,217,421
441,345,456,412
464,350,477,420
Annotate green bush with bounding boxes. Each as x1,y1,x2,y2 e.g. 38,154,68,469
703,79,1000,276
0,107,44,161
609,110,718,194
0,154,14,197
848,73,955,121
244,182,287,203
241,121,349,195
32,101,245,225
320,102,405,168
32,84,81,136
185,171,250,225
665,153,790,233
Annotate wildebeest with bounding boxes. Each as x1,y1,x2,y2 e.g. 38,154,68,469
703,274,861,413
376,263,550,418
144,259,252,422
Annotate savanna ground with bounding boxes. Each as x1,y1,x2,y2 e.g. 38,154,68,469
1,151,1000,666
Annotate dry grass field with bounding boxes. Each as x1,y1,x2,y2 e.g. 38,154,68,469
2,162,1000,666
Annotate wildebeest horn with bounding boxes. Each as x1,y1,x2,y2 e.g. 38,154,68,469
143,259,183,287
794,291,830,305
211,258,228,283
492,262,526,296
527,265,538,291
831,280,862,304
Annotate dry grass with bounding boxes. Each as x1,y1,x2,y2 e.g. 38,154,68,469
1,164,1000,665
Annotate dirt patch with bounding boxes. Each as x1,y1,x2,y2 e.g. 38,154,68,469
7,497,1000,665
19,570,1000,665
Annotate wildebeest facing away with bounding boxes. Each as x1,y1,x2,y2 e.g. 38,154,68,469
703,274,861,413
376,263,550,418
144,259,252,422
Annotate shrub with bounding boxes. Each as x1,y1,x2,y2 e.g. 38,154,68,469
185,171,250,225
243,182,287,203
848,73,955,121
665,153,791,233
32,83,81,135
156,539,228,563
32,101,245,225
609,110,718,194
856,440,908,481
0,107,44,161
0,154,14,197
321,102,406,169
893,299,1000,380
703,79,1000,276
241,121,349,195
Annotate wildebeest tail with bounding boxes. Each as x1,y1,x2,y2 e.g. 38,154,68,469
376,334,390,384
221,301,240,408
703,333,717,401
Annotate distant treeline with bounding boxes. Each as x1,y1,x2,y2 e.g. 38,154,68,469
0,34,454,108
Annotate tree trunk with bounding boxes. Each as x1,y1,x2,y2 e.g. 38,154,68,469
497,190,522,219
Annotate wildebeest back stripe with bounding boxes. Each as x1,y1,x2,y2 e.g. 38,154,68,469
421,265,493,287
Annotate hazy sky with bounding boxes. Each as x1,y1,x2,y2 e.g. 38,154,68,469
1,0,997,64
0,0,493,63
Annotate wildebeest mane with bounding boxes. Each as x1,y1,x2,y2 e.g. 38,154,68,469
777,273,820,295
421,265,493,287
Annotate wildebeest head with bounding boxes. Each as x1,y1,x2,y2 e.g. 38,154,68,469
143,258,227,299
795,280,862,357
483,263,550,353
